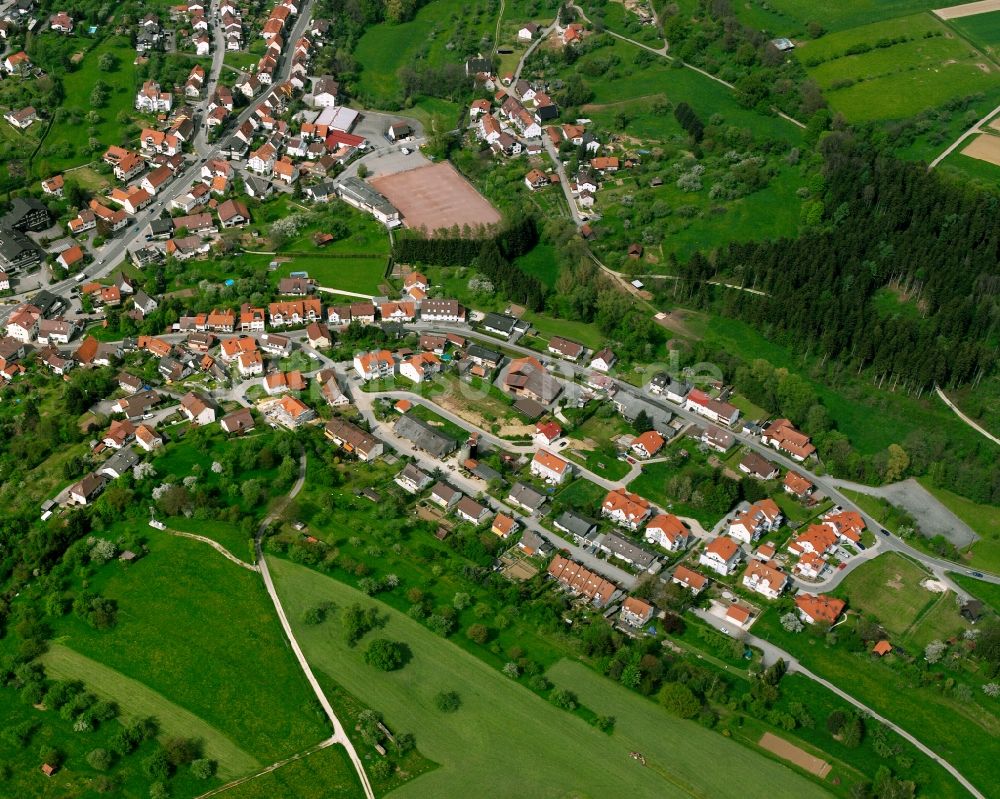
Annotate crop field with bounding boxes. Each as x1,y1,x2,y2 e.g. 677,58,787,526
545,660,831,797
269,558,832,799
949,8,1000,50
796,14,998,122
960,130,1000,164
760,0,937,32
835,552,940,636
49,533,330,768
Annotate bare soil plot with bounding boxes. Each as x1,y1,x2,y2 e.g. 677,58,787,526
934,0,1000,19
961,131,1000,165
371,162,501,235
758,733,831,778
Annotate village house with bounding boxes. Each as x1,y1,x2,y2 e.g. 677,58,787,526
795,593,845,625
644,514,688,552
739,451,778,481
783,470,815,499
699,535,742,576
762,418,815,461
589,347,616,373
728,499,783,544
631,430,665,459
787,523,839,558
180,392,216,425
530,449,570,484
455,496,491,526
601,487,652,530
395,462,433,494
741,559,789,600
491,513,519,539
430,481,462,509
672,564,708,595
599,532,658,572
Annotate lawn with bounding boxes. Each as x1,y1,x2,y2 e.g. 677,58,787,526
272,257,387,295
628,459,732,529
545,660,832,798
215,744,362,799
49,533,331,768
513,242,560,289
164,516,253,563
554,475,609,511
40,644,259,780
835,552,938,637
268,558,831,799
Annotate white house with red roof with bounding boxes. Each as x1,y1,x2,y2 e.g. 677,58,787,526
530,449,570,484
699,536,742,576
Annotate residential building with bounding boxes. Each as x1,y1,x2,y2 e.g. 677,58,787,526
620,596,654,628
728,499,783,544
739,452,778,481
589,348,616,373
699,536,742,576
430,482,462,509
530,448,569,484
599,532,658,571
644,514,688,552
783,470,815,499
455,496,491,526
394,414,457,459
492,513,519,539
180,392,215,425
507,482,547,514
796,593,845,625
547,555,617,607
741,560,789,600
553,510,598,543
631,430,665,459
324,417,382,461
762,418,815,461
395,462,432,494
601,487,652,530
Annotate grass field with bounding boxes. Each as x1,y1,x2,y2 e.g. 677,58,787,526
212,744,361,799
513,242,560,288
272,257,387,295
354,0,498,105
761,0,942,33
546,659,833,797
38,36,138,173
797,13,999,122
835,552,939,637
269,558,832,799
50,534,330,768
40,645,259,779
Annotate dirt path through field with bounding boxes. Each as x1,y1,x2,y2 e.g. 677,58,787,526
758,733,831,778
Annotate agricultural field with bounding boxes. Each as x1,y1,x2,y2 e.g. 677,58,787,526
796,13,1000,122
213,745,362,799
546,660,833,797
46,533,331,770
268,558,831,799
950,9,1000,52
754,0,942,33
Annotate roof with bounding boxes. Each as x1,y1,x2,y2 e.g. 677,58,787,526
873,640,892,656
394,413,457,458
706,536,739,560
602,487,650,521
672,564,707,590
740,451,777,478
532,448,568,475
647,513,686,541
784,470,814,495
632,430,665,456
509,481,547,511
622,596,653,618
493,514,517,535
456,495,488,520
535,420,561,441
554,509,597,537
795,593,845,624
600,532,657,569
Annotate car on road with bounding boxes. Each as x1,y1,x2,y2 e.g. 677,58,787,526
880,528,891,537
400,147,410,154
720,627,730,636
969,571,984,578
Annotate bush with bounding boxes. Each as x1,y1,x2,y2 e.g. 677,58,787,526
364,639,410,671
434,691,461,713
466,623,489,644
658,683,700,719
550,688,578,710
87,748,112,771
190,758,216,779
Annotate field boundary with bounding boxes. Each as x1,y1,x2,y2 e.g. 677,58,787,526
40,644,260,778
934,0,1000,20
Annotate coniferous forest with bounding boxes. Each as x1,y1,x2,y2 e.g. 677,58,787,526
675,132,999,392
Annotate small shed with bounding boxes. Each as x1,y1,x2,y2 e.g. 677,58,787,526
872,640,892,657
